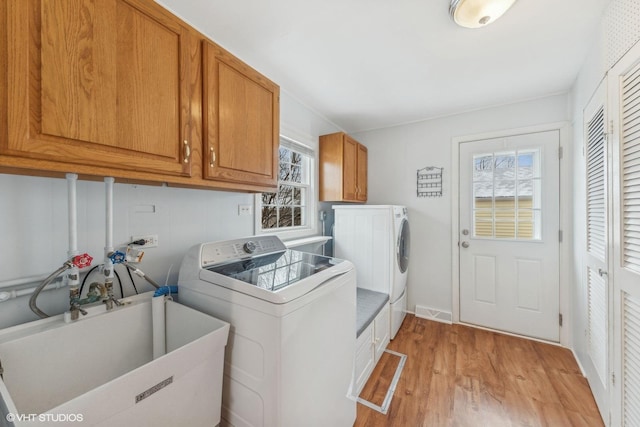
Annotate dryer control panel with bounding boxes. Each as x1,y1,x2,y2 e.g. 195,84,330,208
200,236,286,268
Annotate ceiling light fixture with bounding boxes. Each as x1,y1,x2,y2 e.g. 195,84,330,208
449,0,517,28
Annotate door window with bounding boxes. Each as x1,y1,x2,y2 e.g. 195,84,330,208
472,149,542,240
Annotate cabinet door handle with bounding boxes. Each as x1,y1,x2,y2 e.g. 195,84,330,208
183,140,190,164
210,147,216,167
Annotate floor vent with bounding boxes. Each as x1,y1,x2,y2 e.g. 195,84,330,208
357,350,407,415
415,305,453,324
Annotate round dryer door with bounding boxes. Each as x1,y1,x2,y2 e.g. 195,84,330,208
397,218,410,273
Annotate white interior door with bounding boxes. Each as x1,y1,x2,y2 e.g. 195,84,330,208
610,40,640,427
459,131,560,342
582,81,610,422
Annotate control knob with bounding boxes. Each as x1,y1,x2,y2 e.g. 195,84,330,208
243,241,257,254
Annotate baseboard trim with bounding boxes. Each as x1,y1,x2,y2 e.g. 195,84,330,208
414,305,453,324
571,348,588,377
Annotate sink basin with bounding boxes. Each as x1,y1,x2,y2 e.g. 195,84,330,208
0,293,229,426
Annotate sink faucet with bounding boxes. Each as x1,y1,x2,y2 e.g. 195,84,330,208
103,279,123,310
69,286,87,321
69,278,122,320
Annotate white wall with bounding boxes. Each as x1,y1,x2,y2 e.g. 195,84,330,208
0,91,339,329
353,94,570,318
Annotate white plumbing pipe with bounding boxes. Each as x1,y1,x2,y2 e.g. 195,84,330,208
103,177,115,290
65,173,80,297
0,275,51,290
104,177,115,254
0,279,67,303
66,173,79,258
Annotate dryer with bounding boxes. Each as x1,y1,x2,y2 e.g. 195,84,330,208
333,205,410,339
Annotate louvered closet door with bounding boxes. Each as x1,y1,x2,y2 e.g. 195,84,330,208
610,40,640,427
583,81,609,422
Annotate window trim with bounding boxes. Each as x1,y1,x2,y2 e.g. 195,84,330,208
254,134,317,240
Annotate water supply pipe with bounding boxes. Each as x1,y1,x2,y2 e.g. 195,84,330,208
30,174,92,319
103,177,120,310
66,173,82,319
67,173,79,258
1,279,67,303
105,177,114,253
29,263,72,318
123,261,160,289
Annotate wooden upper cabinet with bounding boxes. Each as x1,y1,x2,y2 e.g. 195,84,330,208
341,137,358,201
319,132,368,202
202,40,279,187
5,0,193,176
356,143,368,201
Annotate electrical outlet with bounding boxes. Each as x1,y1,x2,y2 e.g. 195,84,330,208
238,205,253,216
130,234,158,248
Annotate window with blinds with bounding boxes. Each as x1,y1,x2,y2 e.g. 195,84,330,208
587,106,606,262
622,61,640,273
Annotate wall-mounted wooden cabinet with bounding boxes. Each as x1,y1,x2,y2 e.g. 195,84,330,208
0,0,279,193
319,132,368,202
202,41,279,187
4,0,193,177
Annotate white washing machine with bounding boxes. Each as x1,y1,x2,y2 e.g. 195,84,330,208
333,205,410,339
178,235,356,427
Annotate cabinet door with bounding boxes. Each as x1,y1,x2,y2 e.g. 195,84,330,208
342,136,358,201
356,143,368,201
6,0,193,176
202,41,279,187
354,323,375,395
373,304,390,363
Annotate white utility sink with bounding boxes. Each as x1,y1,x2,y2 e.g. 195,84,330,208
0,293,229,426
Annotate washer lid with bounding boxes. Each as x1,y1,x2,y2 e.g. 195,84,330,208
206,249,343,291
197,249,353,303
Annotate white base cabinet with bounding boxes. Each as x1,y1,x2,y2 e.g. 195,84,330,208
353,303,390,396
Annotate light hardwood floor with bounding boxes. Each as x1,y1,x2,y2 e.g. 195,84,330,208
355,315,604,427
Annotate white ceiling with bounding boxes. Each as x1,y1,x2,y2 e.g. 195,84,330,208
157,0,611,133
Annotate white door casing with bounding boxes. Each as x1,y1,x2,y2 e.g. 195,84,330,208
459,130,560,342
610,40,640,427
582,80,610,423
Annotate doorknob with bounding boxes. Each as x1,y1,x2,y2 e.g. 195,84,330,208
461,241,469,248
462,229,469,236
598,268,608,277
